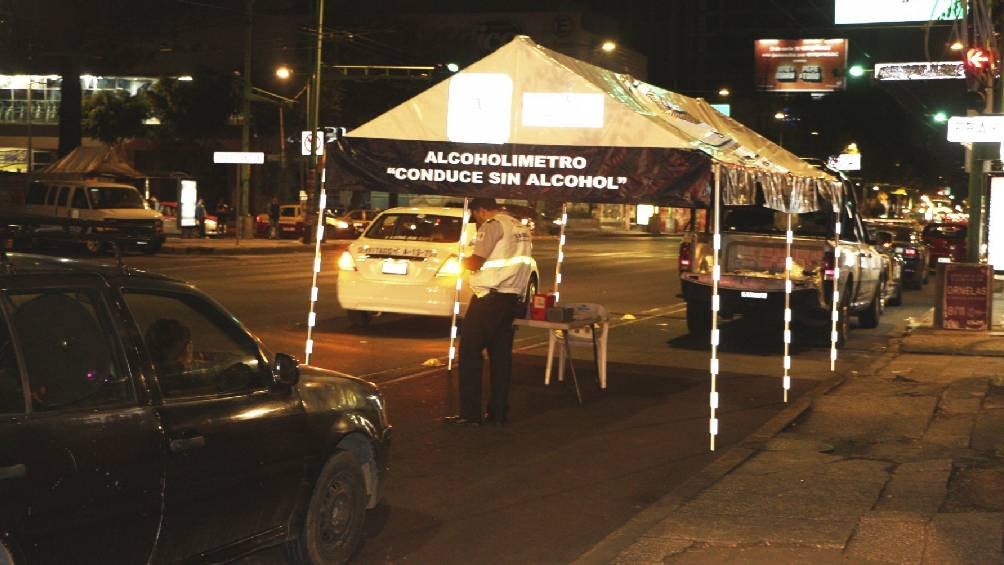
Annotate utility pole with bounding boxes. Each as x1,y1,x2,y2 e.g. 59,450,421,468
965,0,998,262
240,0,254,240
302,0,324,244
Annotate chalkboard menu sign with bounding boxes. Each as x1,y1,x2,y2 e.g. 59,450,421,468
939,263,993,331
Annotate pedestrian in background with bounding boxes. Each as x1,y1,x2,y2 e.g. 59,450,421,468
195,198,207,238
444,198,533,426
269,196,281,239
215,198,230,236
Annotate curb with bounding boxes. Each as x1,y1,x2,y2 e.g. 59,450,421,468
159,242,347,256
571,371,846,565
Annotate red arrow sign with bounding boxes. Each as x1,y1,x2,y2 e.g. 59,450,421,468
966,47,992,70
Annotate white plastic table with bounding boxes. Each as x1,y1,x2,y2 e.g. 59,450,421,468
513,315,604,405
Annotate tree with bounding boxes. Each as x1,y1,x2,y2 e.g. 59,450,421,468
81,91,148,146
146,69,238,144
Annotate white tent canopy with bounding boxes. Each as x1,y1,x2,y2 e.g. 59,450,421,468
332,35,843,212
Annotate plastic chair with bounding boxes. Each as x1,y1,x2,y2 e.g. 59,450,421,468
544,302,609,389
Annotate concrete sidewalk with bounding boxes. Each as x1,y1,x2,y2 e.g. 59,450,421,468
578,312,1004,564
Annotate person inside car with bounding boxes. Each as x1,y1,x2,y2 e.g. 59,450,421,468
145,318,194,383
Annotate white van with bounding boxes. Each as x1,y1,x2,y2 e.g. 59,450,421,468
21,179,165,254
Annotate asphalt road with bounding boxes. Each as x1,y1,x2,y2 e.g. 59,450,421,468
83,235,935,563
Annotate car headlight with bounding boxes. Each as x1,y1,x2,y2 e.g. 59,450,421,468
336,220,350,229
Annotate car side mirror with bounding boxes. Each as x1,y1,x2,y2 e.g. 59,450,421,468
273,352,300,386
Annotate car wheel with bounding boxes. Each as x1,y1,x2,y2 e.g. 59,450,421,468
523,275,538,305
346,310,371,328
288,451,367,565
685,301,712,337
858,282,882,329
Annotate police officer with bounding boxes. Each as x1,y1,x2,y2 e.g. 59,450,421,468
445,198,533,426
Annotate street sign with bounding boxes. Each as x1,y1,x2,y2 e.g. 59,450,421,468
874,61,964,81
946,116,1004,142
213,151,265,164
827,153,861,171
301,130,324,156
937,263,993,331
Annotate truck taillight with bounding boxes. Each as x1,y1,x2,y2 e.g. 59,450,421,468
679,241,692,272
823,251,835,280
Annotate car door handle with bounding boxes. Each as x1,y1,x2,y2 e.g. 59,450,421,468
169,436,206,453
0,464,26,480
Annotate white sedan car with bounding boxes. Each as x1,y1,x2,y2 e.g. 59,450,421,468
337,207,539,326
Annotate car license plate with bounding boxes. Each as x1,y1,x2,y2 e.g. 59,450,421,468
382,260,408,275
938,257,951,263
894,247,904,253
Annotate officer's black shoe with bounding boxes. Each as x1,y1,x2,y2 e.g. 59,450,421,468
442,415,483,426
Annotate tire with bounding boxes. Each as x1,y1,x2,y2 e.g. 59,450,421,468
858,282,882,329
140,241,162,255
523,275,538,305
685,302,712,337
288,451,367,565
346,310,371,328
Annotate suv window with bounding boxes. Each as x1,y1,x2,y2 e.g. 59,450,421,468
56,186,69,207
71,187,90,209
25,182,47,205
7,288,132,412
45,186,57,206
123,291,268,399
366,213,463,242
0,306,24,414
721,207,833,237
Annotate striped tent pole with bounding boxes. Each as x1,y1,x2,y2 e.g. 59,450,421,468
782,208,793,403
553,203,568,302
709,164,722,451
830,192,843,371
447,197,471,371
304,167,329,365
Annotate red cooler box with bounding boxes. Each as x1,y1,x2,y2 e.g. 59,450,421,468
530,293,556,321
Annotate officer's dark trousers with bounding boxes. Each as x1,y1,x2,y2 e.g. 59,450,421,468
459,291,519,421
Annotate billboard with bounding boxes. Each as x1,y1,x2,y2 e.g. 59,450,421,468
755,39,848,92
835,0,961,25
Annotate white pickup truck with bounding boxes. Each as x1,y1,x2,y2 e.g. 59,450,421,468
678,199,886,346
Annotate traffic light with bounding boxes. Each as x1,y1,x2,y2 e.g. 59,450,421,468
963,46,995,110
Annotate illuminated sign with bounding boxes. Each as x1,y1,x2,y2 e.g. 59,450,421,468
755,39,848,92
446,73,513,144
710,103,731,116
828,153,862,171
213,152,264,164
301,130,324,156
874,61,964,81
989,177,1004,272
835,0,960,25
741,291,768,299
180,180,197,227
946,116,1004,143
521,92,604,128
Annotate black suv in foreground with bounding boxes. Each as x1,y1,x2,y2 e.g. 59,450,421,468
0,254,390,564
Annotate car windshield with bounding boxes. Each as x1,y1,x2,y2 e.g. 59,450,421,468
86,187,145,209
924,224,967,239
722,207,832,237
365,213,463,242
866,225,915,242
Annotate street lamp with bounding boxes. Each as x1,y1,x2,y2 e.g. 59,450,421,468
848,64,866,78
600,40,617,52
774,111,787,120
932,111,949,123
275,65,292,80
718,87,730,97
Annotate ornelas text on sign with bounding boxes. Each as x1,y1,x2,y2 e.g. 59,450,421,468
946,116,1004,143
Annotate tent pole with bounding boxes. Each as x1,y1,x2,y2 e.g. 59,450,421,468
553,202,568,302
830,189,842,371
447,197,471,371
783,209,793,403
709,164,722,452
304,153,328,365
